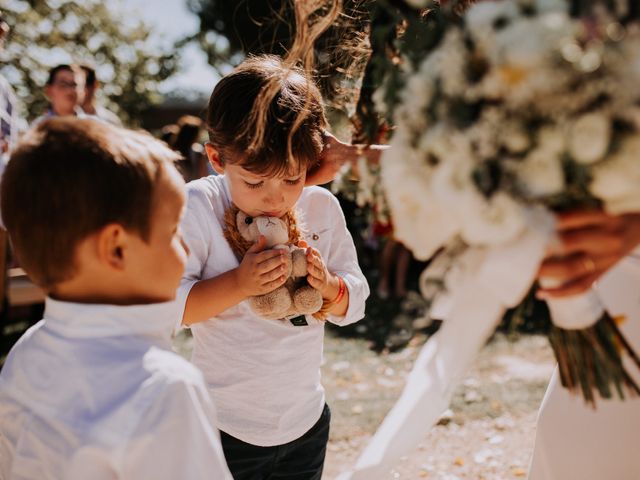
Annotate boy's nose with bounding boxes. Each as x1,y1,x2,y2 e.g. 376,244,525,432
264,190,284,206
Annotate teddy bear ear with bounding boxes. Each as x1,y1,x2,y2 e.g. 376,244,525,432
237,210,257,241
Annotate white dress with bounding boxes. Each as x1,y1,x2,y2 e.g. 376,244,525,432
529,253,640,480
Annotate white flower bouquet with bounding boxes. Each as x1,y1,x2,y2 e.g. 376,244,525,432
379,0,640,405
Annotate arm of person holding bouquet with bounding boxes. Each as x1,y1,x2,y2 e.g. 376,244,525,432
537,210,640,299
306,131,388,186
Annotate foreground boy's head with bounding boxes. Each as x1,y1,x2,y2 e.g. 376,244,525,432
205,55,327,217
1,118,188,305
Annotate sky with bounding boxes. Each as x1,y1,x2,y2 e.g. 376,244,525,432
109,0,220,95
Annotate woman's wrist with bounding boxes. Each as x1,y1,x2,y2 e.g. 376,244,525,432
351,143,388,164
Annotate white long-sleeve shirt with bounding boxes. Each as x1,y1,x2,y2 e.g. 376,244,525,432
178,175,369,446
0,298,232,480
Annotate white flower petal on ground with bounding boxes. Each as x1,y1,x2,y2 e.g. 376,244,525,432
568,113,611,164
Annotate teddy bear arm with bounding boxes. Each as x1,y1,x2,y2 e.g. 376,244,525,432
291,248,308,278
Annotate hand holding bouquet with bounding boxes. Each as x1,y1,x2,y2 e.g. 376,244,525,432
370,0,640,405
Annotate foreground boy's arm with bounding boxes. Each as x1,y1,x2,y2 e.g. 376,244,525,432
120,376,231,479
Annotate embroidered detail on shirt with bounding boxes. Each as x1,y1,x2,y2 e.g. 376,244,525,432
308,228,330,242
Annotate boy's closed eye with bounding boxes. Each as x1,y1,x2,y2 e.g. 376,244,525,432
244,180,264,189
243,177,301,189
284,177,301,186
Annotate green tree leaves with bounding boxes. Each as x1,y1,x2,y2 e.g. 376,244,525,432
2,0,178,124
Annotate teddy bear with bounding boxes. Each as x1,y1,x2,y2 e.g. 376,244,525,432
224,206,324,321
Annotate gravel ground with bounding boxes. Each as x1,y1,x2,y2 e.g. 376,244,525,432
173,329,555,480
320,331,555,480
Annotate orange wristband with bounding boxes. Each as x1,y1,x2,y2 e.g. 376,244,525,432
329,276,346,305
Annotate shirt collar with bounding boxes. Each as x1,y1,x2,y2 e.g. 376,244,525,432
42,297,180,340
46,106,86,118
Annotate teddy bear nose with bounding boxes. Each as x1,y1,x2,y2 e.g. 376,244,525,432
245,216,253,225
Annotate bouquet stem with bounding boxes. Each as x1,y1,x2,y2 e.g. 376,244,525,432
548,313,640,407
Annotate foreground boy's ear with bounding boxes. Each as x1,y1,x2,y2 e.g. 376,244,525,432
97,224,127,270
205,143,225,175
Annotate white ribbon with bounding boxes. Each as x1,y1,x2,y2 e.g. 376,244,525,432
337,208,554,479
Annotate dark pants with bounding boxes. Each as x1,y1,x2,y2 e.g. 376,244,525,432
220,404,331,480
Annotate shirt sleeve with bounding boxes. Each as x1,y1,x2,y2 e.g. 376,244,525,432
175,188,213,328
323,193,370,326
120,379,233,480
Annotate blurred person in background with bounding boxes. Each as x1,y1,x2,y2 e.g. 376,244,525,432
80,64,122,126
160,123,179,145
31,64,85,126
170,115,208,182
0,10,23,338
0,12,19,171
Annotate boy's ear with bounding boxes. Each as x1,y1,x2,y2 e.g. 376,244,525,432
96,224,127,270
205,143,225,175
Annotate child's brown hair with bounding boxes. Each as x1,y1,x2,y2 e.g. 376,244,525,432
1,117,181,290
206,54,327,177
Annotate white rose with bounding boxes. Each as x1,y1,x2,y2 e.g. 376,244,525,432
498,22,548,70
535,0,569,13
568,113,611,164
430,157,525,247
514,149,565,199
459,191,527,246
466,1,520,34
502,124,530,154
404,0,428,8
404,70,434,110
438,31,468,97
355,156,375,207
537,126,565,154
381,146,459,260
590,136,640,214
372,84,388,116
418,125,470,165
